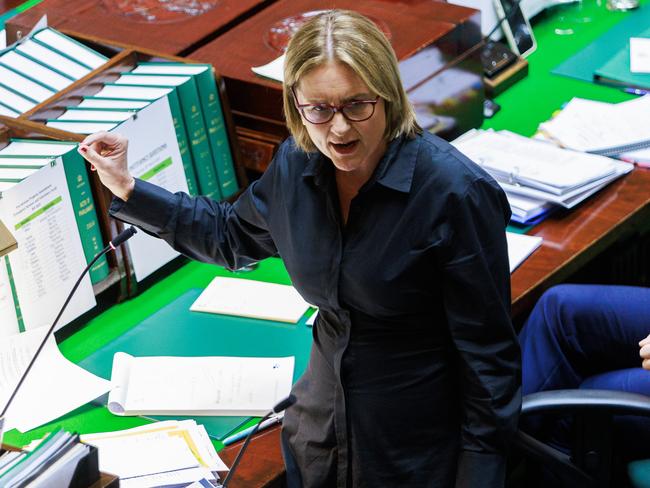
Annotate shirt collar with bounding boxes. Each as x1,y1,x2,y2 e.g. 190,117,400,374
302,134,419,194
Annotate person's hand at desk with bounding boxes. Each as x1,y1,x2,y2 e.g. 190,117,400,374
78,131,135,202
639,334,650,370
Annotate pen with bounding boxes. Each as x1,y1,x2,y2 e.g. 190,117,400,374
222,412,284,446
622,87,650,96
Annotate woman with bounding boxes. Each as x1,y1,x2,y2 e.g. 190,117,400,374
80,10,520,487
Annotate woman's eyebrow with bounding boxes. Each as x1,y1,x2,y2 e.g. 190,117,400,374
302,92,375,103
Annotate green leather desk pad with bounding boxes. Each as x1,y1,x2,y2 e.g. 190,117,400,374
79,288,314,440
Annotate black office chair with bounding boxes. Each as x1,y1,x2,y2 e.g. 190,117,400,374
511,389,650,488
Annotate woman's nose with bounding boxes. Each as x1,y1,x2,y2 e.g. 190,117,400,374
330,110,351,133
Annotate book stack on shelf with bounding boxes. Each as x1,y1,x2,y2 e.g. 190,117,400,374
0,25,245,337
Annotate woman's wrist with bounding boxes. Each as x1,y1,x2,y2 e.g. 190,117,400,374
115,176,136,202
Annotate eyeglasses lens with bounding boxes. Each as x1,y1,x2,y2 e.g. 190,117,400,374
302,102,374,124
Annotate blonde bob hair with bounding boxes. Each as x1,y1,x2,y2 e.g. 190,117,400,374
283,9,421,153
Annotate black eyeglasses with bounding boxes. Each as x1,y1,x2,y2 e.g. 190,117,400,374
291,86,380,125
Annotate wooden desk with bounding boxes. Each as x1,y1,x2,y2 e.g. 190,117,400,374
5,0,271,56
219,425,285,488
511,168,650,320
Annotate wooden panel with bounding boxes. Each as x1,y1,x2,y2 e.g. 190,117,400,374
219,425,285,488
5,0,273,55
0,0,23,14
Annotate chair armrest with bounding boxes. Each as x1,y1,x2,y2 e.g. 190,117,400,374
522,389,650,417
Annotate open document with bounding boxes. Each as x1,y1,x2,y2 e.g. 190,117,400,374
114,97,189,281
538,95,650,154
0,327,111,433
0,160,96,334
190,276,311,323
108,353,294,417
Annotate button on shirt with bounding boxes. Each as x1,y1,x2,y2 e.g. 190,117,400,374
110,131,521,488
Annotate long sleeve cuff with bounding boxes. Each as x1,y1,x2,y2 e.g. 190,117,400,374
109,178,177,236
455,450,506,488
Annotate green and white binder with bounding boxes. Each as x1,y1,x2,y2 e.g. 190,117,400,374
92,84,199,196
133,62,239,198
0,140,109,285
114,73,221,200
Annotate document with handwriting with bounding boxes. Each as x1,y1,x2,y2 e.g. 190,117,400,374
108,353,294,417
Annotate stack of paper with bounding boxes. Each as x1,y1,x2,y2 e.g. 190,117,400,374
81,420,228,487
453,129,633,223
108,352,295,417
537,95,650,166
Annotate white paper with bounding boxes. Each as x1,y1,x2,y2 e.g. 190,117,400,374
113,97,187,281
34,28,107,70
538,96,650,152
0,50,73,91
630,37,650,74
108,352,294,416
506,232,543,272
0,29,5,49
0,161,96,334
16,39,90,79
85,434,199,479
81,419,227,471
191,276,310,323
251,54,285,83
0,327,111,432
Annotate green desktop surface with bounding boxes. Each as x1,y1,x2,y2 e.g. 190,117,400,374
3,0,646,453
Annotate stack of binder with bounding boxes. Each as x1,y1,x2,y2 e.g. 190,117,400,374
43,64,239,201
452,129,634,225
0,25,245,335
0,431,110,487
0,27,108,117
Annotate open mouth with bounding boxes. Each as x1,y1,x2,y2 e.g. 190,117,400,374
330,140,359,154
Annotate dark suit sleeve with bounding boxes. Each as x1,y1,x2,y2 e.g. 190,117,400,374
110,157,282,271
439,178,521,488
